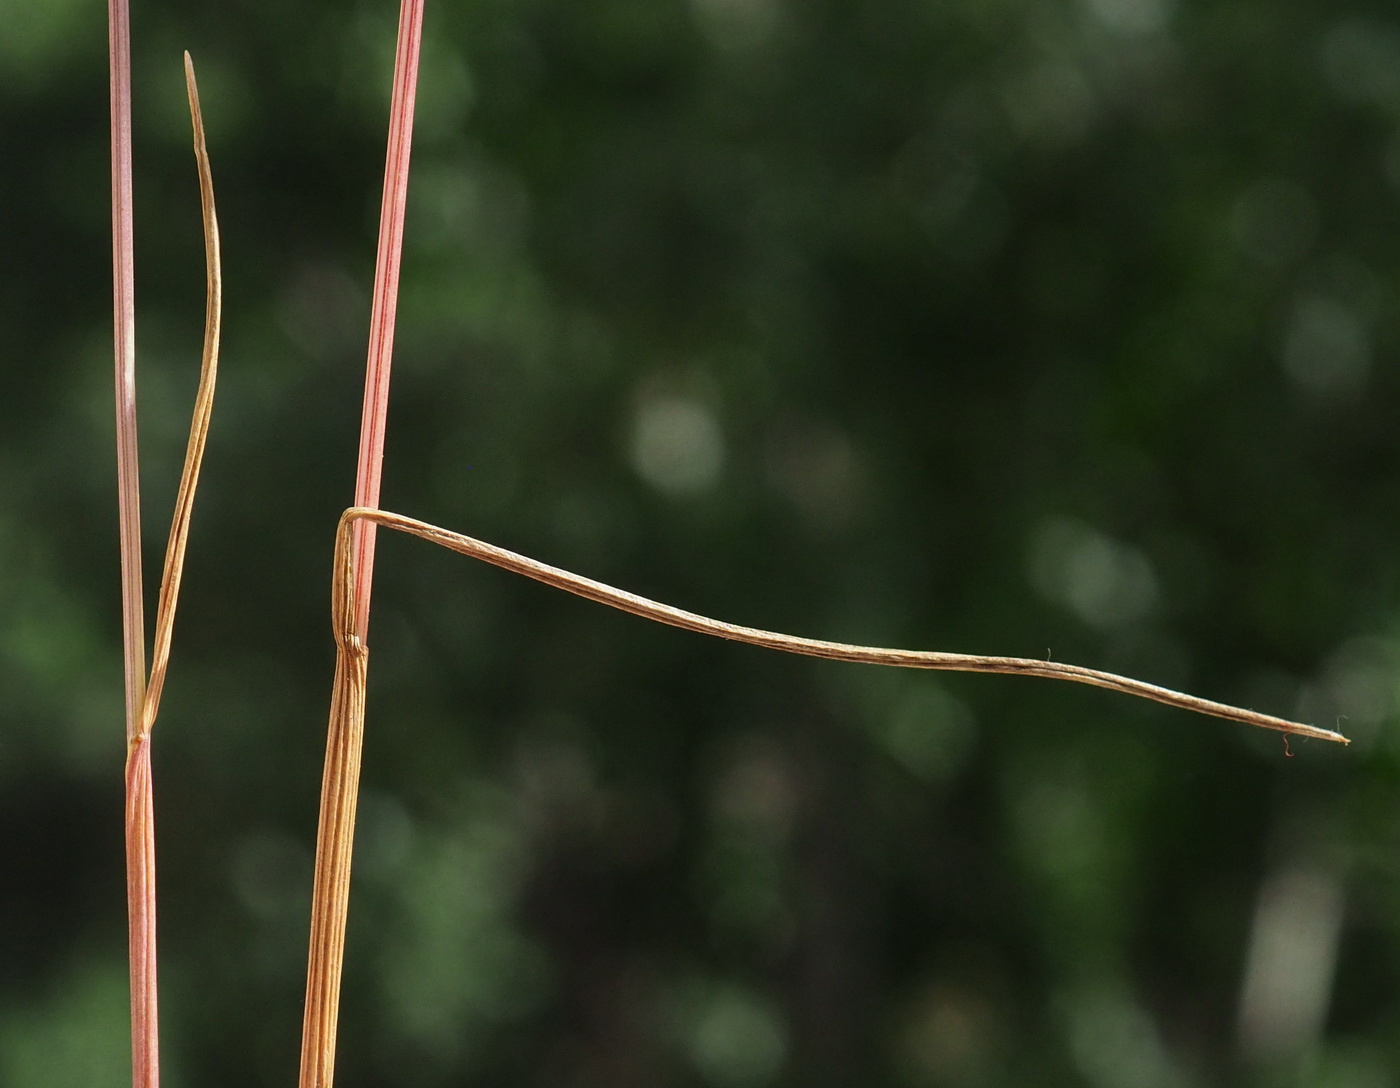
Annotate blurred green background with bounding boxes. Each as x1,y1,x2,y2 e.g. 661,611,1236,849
2,0,1399,1084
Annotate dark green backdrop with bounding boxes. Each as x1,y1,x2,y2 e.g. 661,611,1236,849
2,0,1398,1084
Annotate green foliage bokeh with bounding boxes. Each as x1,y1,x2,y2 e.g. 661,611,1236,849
3,0,1400,1085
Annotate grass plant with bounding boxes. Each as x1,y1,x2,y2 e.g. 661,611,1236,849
109,1,223,1078
105,4,1350,1087
289,7,1348,1087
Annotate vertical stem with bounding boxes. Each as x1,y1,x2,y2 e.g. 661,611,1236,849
350,0,425,642
299,5,424,1085
109,0,145,742
125,739,159,1088
110,3,155,1087
298,643,369,1088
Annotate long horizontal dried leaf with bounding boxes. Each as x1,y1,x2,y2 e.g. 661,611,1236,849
332,506,1348,745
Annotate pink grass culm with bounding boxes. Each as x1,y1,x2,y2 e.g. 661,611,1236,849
108,2,156,1086
298,3,424,1086
110,0,225,1075
351,0,425,639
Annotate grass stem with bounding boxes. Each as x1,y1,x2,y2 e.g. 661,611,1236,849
350,0,425,643
109,4,152,1085
111,40,224,1088
299,5,424,1085
108,0,144,747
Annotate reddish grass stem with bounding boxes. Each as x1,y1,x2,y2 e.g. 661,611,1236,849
109,0,145,744
350,0,425,642
109,3,154,1087
124,740,158,1088
299,5,424,1085
111,25,224,1086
